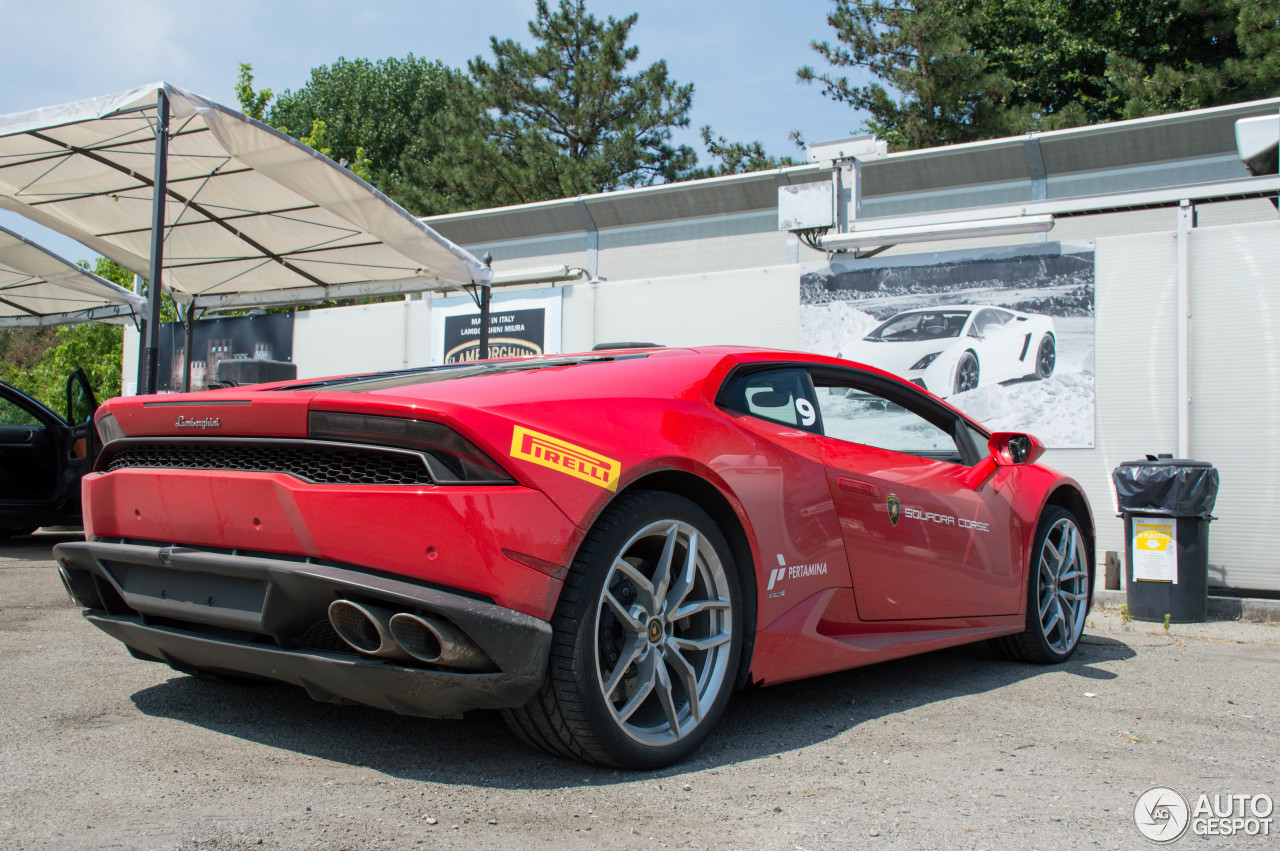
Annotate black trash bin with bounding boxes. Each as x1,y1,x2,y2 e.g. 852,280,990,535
1112,455,1219,623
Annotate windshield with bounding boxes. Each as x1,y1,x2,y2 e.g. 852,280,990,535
865,311,970,342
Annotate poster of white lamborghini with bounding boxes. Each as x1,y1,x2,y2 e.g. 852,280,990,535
799,241,1095,449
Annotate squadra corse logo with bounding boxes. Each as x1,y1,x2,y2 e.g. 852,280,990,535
1133,786,1273,842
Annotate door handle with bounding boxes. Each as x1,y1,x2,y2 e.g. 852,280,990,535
838,476,880,499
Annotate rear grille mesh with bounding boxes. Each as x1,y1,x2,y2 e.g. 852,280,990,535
104,442,433,485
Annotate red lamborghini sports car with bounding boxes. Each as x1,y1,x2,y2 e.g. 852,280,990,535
54,347,1094,768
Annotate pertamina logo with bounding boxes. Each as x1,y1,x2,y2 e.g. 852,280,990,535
766,553,828,598
510,426,620,491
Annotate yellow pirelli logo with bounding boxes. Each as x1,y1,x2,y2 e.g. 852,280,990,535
510,426,621,491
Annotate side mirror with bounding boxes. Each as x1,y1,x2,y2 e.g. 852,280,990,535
988,432,1045,466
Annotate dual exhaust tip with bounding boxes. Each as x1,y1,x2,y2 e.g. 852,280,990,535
327,600,492,672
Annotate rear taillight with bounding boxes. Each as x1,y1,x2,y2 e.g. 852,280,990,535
96,412,125,444
308,411,512,484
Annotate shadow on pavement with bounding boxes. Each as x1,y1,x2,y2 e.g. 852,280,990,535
129,633,1135,789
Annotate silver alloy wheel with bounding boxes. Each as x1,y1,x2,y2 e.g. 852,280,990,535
1037,516,1089,654
1036,335,1056,378
954,352,979,394
593,519,734,747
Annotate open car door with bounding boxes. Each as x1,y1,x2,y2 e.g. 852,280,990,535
0,369,98,536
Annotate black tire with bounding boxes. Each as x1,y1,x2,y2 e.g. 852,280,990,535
1034,334,1056,379
953,351,979,394
503,491,742,769
990,506,1091,664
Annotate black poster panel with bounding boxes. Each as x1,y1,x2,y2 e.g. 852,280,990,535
156,313,294,392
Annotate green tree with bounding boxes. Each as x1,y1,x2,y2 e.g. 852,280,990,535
234,62,273,121
687,126,800,179
403,0,699,211
260,56,450,196
798,1,1013,149
799,0,1280,150
1105,0,1280,117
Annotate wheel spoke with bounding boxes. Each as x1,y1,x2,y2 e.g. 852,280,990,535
672,598,731,621
612,558,656,612
603,590,645,634
1062,590,1089,602
662,643,702,724
1042,602,1063,639
602,634,646,700
1038,587,1054,619
673,630,732,653
1059,594,1079,637
653,651,682,738
664,529,700,614
614,651,657,723
1059,568,1087,584
650,523,681,605
1041,537,1062,575
1059,525,1078,580
1051,598,1069,646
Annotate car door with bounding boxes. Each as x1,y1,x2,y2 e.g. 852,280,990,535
968,308,1023,383
807,367,1023,620
0,384,63,512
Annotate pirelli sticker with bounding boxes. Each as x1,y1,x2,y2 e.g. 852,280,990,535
510,426,621,491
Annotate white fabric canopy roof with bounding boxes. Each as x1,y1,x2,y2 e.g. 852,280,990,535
0,83,490,313
0,224,144,328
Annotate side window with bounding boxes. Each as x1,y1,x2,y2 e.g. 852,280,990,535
811,376,965,462
68,378,94,426
969,309,1004,338
721,367,820,432
0,397,44,429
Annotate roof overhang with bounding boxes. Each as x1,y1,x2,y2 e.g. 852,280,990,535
0,83,491,313
0,224,144,327
420,97,1280,248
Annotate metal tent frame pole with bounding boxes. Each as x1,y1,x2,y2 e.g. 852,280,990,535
138,89,169,395
479,284,491,361
181,304,200,392
477,252,493,361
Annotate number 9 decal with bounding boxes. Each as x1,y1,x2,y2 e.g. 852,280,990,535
796,398,816,427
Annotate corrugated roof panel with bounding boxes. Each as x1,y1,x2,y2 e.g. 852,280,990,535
863,143,1029,196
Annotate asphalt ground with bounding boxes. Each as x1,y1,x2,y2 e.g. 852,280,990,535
2,531,1277,850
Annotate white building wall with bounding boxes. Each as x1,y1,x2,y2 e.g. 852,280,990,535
586,265,800,350
1186,221,1280,590
292,297,432,380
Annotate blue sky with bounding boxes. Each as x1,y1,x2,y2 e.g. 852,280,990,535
0,0,868,264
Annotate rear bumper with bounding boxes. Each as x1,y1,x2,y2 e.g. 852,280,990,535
79,468,578,620
54,540,552,717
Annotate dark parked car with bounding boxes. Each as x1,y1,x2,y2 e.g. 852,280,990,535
0,369,98,538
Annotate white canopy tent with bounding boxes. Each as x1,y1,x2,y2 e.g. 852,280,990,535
0,224,144,328
0,83,492,391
